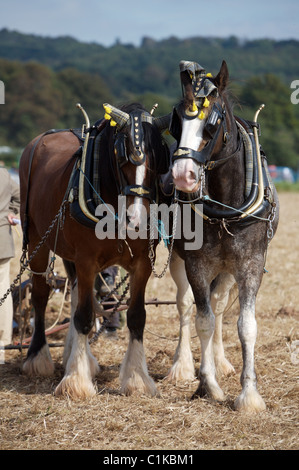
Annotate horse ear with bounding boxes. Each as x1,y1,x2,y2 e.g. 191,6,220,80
214,60,229,92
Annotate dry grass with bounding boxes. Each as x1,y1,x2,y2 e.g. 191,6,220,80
0,193,298,450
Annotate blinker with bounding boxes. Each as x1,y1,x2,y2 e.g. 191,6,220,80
114,133,128,167
171,102,225,165
204,104,223,139
169,106,182,142
170,102,223,142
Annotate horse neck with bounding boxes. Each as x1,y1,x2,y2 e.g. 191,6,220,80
206,101,245,208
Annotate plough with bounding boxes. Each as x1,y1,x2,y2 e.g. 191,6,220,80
7,275,181,350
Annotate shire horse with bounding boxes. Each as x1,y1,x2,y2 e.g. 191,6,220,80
19,102,169,399
167,60,279,412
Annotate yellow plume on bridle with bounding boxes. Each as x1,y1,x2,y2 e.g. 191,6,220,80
103,104,117,126
185,100,198,117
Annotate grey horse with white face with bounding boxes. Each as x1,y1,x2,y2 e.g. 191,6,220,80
168,60,279,412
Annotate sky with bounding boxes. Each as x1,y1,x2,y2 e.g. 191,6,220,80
0,0,299,47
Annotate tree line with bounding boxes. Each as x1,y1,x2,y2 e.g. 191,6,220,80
0,29,299,170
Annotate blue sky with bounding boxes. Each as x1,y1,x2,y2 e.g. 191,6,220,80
0,0,299,46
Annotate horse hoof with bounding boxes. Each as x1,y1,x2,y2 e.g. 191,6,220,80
120,371,158,397
234,389,266,413
215,358,235,378
192,379,225,402
55,374,97,400
22,345,54,377
166,362,195,383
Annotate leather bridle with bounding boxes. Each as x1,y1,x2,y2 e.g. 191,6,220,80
170,100,241,171
112,109,157,203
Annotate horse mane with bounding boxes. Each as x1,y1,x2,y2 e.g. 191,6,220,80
102,102,147,148
209,74,240,115
225,83,241,115
120,102,146,114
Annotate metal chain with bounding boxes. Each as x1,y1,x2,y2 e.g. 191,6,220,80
0,200,68,307
89,273,130,344
97,272,130,306
267,201,277,241
148,201,178,278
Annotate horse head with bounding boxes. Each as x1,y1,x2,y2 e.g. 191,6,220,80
170,60,230,194
103,102,170,228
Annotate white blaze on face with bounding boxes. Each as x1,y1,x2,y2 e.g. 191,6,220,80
172,116,206,193
127,162,147,229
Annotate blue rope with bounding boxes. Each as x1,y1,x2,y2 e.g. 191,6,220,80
78,166,118,220
202,195,269,221
156,219,173,246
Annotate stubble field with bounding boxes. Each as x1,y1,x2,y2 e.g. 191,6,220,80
0,192,298,451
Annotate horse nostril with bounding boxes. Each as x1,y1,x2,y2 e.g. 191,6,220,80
187,170,197,182
127,213,140,230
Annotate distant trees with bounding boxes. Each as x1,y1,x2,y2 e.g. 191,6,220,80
0,59,113,148
1,61,63,145
238,74,299,169
0,30,299,169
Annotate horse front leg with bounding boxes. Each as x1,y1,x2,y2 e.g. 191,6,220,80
193,294,226,402
234,272,266,412
185,256,225,402
120,263,157,396
55,265,99,399
210,273,236,377
167,252,195,382
22,244,54,377
62,277,99,372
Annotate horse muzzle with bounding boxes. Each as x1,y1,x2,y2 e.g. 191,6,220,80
171,156,202,193
126,202,149,233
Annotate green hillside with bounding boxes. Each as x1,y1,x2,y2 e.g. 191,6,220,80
0,29,299,171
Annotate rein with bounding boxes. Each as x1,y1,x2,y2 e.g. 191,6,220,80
205,135,241,170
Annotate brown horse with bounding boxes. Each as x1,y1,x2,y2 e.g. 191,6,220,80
167,60,279,412
19,102,169,399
